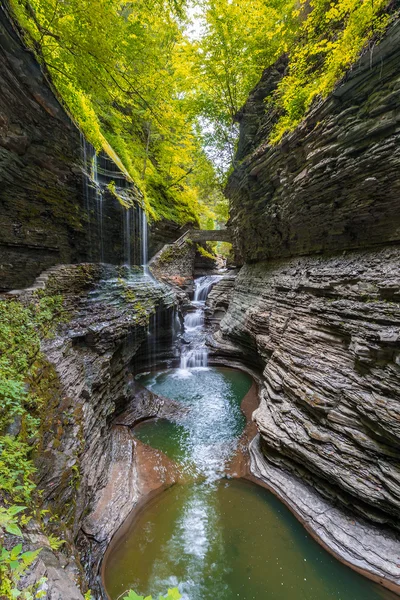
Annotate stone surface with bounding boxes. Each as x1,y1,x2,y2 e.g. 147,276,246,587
9,263,178,599
226,20,400,264
0,4,173,292
186,229,231,243
205,272,237,327
150,238,197,291
213,247,400,587
218,249,400,523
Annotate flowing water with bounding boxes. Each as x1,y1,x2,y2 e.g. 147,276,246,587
103,276,396,600
179,275,223,370
81,138,149,270
142,209,149,275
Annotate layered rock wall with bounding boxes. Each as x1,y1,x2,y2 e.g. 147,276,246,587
227,20,400,263
218,15,400,590
0,3,177,292
11,264,178,599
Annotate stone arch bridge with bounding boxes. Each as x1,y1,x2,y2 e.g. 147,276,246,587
175,229,232,246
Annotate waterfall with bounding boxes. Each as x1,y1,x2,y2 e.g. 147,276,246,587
81,138,105,263
141,208,149,275
91,154,104,262
80,137,150,270
81,136,93,259
123,206,133,267
178,275,223,373
193,275,224,303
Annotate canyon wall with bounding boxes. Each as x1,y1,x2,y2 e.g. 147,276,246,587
218,16,400,590
227,21,400,263
0,3,182,292
11,264,179,599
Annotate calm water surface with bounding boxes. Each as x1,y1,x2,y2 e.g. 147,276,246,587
104,367,395,600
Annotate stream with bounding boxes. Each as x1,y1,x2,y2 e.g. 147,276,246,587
103,276,394,600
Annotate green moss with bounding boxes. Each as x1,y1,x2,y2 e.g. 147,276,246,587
197,245,216,260
158,240,193,265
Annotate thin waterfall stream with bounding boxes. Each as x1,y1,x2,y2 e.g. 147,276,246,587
103,276,396,600
81,138,150,270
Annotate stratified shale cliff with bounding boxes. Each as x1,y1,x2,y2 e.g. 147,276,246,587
9,265,180,599
227,21,400,264
218,16,400,592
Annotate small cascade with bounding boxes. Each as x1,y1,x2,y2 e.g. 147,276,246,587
193,275,223,303
179,275,224,373
147,311,158,368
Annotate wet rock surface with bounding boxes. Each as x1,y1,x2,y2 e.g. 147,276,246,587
9,263,179,599
214,248,400,587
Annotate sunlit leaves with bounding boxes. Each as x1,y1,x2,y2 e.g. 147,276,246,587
269,0,391,141
10,0,212,225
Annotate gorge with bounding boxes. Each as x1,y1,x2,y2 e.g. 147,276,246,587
0,0,400,599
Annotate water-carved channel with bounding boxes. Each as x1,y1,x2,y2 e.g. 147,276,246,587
103,277,396,600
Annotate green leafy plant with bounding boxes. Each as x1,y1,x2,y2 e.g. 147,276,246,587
0,506,27,537
0,506,44,599
47,534,65,552
0,296,64,504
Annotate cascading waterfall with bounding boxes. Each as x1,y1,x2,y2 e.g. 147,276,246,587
179,275,224,371
141,208,149,275
193,275,223,303
91,153,105,262
123,206,132,268
81,135,92,255
81,138,105,262
81,136,150,270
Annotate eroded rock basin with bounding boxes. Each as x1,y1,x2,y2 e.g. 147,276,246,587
102,367,398,600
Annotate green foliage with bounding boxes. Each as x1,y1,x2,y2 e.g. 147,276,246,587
122,588,181,600
0,295,65,597
190,0,392,163
9,0,394,203
189,0,297,169
0,543,45,599
0,507,45,599
0,437,37,505
47,534,65,551
0,506,26,538
269,0,391,142
0,296,64,504
197,245,216,260
9,0,216,226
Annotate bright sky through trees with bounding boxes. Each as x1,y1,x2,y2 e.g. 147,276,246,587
9,0,392,226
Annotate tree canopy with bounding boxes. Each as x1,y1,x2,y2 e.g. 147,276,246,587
9,0,393,224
